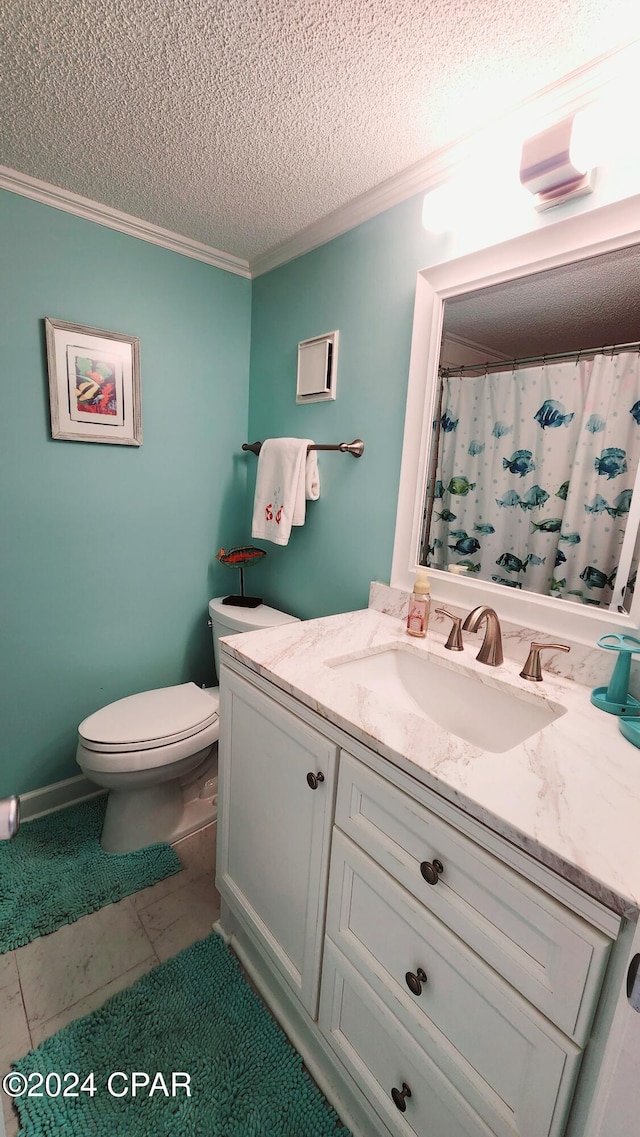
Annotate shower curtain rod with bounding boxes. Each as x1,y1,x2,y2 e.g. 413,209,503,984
439,339,640,379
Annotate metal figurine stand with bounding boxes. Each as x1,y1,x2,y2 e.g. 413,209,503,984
223,565,262,608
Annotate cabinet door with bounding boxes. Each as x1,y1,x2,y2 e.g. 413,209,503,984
217,668,337,1017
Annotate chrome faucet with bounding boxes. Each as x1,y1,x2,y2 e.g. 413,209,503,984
462,606,504,666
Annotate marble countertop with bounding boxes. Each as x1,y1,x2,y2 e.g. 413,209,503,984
220,606,640,917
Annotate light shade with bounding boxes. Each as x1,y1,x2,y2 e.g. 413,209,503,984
520,115,595,211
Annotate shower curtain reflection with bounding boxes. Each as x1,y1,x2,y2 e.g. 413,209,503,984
422,351,640,609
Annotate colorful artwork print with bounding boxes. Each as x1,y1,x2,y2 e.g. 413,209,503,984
46,318,140,446
68,348,121,418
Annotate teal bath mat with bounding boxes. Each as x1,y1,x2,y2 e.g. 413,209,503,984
12,933,350,1137
0,796,181,953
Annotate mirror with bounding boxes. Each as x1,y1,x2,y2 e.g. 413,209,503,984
391,194,640,641
421,245,640,612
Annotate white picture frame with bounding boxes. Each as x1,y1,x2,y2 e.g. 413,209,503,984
45,318,141,446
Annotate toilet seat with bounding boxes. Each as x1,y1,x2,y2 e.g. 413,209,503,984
79,683,220,753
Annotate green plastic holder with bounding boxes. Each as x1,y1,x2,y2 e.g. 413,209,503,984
591,633,640,717
619,717,640,748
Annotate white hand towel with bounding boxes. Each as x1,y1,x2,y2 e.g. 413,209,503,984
305,448,320,502
251,438,320,546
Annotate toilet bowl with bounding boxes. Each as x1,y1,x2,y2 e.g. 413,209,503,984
76,597,299,853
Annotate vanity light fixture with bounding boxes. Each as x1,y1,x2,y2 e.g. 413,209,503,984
519,113,595,212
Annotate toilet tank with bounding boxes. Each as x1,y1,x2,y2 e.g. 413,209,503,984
208,597,300,680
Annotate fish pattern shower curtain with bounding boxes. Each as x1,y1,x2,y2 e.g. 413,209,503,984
425,351,640,607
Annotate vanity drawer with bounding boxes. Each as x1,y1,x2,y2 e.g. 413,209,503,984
336,751,610,1040
327,830,580,1137
319,938,496,1137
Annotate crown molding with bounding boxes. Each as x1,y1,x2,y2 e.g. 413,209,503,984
250,146,457,278
250,39,640,278
0,165,251,278
2,39,638,282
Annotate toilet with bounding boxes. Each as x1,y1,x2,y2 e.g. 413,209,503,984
76,597,299,853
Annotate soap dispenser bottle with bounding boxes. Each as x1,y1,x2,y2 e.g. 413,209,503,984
406,568,430,638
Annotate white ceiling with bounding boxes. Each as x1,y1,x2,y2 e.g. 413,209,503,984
1,1,639,265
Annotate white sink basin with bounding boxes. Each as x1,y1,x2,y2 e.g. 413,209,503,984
330,647,565,753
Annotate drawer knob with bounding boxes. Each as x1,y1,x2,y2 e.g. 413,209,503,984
420,858,444,885
391,1082,412,1112
405,967,427,996
306,771,325,790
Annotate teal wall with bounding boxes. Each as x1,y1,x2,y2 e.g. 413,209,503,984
3,168,623,797
248,194,435,618
0,190,251,796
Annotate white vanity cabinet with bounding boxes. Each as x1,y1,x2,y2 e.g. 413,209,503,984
320,753,611,1137
216,668,338,1017
216,657,626,1137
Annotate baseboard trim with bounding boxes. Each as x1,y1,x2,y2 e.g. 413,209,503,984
19,774,102,822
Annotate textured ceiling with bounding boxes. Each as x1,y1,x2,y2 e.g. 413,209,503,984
1,1,639,263
444,244,640,360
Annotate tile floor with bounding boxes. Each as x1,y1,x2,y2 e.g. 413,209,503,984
0,821,220,1137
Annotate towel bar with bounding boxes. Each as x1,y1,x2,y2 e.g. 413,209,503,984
242,439,364,458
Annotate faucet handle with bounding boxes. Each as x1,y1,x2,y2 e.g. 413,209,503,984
434,608,464,651
520,642,571,682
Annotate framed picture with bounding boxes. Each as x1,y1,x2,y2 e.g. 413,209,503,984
45,318,141,446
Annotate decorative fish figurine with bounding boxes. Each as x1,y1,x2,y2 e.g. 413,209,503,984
435,509,457,522
550,578,566,593
216,545,267,566
440,412,459,433
448,528,468,539
606,489,633,517
449,536,481,556
585,413,606,434
630,400,640,425
468,440,485,457
491,576,522,589
558,531,581,545
534,399,575,429
496,552,526,574
433,479,445,499
503,449,536,477
585,494,610,514
555,480,570,501
530,517,563,533
594,447,628,479
473,522,495,535
554,549,567,567
456,560,481,572
447,476,476,496
580,565,615,590
495,490,521,508
525,553,546,567
519,485,549,511
492,421,513,439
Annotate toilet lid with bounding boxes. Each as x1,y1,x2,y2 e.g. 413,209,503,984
78,683,220,751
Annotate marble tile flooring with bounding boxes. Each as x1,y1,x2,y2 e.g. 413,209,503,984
0,822,220,1137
